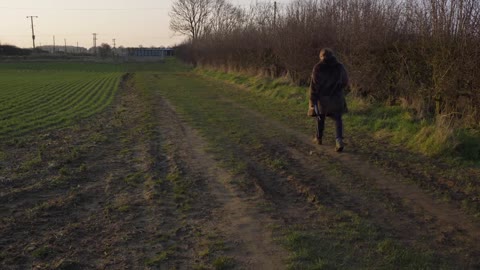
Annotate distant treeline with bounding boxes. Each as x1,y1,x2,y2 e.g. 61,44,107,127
0,44,112,57
176,0,480,127
0,45,33,56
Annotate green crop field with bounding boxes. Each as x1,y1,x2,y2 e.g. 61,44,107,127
0,65,121,138
0,60,189,139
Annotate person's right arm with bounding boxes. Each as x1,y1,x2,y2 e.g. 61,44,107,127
309,64,319,105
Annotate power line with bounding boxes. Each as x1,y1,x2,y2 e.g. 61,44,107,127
1,6,170,11
235,0,291,6
2,1,293,11
274,1,277,27
26,15,38,49
92,33,97,55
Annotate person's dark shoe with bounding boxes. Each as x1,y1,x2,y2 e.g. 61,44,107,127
335,138,344,152
313,137,322,145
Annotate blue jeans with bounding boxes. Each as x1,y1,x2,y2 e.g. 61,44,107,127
314,105,343,139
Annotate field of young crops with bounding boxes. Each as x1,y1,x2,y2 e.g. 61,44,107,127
0,66,121,138
0,60,189,139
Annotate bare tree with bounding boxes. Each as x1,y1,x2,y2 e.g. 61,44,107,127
169,0,213,40
98,43,112,58
206,0,243,35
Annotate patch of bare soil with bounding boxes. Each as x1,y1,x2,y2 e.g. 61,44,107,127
1,74,294,270
0,74,191,269
151,94,287,269
217,97,480,267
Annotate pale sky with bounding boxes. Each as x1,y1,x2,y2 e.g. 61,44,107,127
0,0,291,49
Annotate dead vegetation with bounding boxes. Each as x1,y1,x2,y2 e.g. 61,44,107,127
175,0,480,129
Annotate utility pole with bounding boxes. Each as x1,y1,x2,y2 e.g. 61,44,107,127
64,38,67,54
92,33,97,56
26,16,38,49
77,42,79,54
273,2,277,27
53,35,55,53
112,39,116,49
112,38,116,57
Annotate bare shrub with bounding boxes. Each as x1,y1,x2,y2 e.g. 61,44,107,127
172,0,480,127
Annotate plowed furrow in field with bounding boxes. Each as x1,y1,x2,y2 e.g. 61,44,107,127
0,75,186,269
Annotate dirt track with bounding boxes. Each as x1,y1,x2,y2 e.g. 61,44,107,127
1,73,480,269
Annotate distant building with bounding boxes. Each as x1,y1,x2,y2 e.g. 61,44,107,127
124,47,174,61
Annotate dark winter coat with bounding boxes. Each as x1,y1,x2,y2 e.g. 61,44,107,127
308,57,349,115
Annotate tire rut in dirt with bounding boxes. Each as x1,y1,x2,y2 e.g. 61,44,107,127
216,97,480,266
152,93,287,269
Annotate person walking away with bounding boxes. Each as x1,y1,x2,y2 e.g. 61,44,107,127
307,48,349,152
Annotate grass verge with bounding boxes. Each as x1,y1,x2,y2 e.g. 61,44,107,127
195,68,480,218
197,68,480,163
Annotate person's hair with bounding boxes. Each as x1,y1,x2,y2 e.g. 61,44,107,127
319,48,335,61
